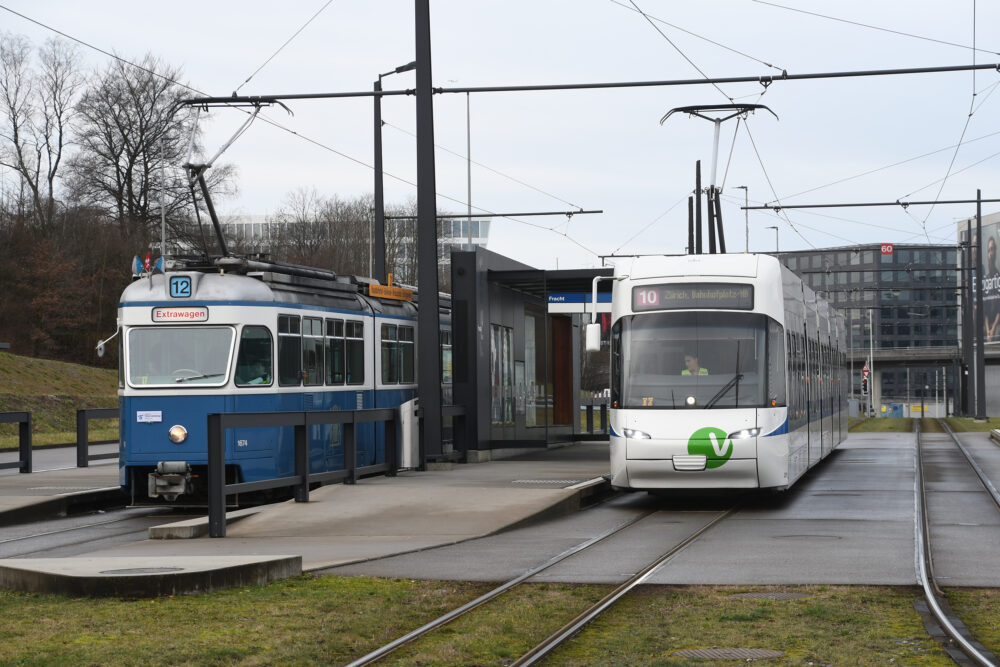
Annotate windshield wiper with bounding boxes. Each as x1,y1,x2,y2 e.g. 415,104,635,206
174,373,224,383
705,373,743,409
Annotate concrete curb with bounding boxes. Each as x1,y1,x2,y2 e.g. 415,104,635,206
0,486,124,527
0,555,301,598
148,506,265,539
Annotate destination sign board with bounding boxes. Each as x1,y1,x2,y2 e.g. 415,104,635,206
151,306,209,322
369,284,414,301
632,283,754,312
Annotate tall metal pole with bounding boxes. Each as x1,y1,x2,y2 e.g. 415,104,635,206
415,0,442,465
695,161,703,254
962,216,973,415
869,308,875,417
466,91,472,248
373,79,387,283
975,189,986,419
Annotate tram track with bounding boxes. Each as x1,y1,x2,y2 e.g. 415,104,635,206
915,420,1000,666
346,499,740,666
0,508,188,559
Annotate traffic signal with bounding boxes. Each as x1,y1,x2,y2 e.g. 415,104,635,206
862,377,868,395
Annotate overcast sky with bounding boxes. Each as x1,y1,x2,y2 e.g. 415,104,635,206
3,0,999,270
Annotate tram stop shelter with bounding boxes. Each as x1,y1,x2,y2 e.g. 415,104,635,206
447,247,612,462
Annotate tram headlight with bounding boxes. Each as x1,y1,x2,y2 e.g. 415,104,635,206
685,395,697,406
728,427,761,440
623,428,651,439
168,425,188,444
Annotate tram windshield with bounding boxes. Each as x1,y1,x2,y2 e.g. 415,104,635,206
127,326,234,387
612,311,781,410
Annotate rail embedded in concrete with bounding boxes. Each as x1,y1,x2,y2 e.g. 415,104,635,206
76,408,119,467
207,407,403,538
0,411,32,473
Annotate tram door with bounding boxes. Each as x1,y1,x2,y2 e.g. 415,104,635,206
551,316,573,425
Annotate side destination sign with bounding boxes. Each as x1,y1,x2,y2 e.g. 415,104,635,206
632,282,754,312
369,284,413,301
152,306,209,322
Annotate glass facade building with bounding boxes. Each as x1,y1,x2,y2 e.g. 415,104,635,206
776,244,959,402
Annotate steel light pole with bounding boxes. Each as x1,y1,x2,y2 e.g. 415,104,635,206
735,185,748,252
373,61,417,283
766,225,778,252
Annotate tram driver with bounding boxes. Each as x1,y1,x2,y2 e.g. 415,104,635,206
682,352,708,376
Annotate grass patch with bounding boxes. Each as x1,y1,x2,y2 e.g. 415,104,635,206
946,588,1000,656
0,351,117,450
554,585,951,665
920,418,946,433
944,417,1000,432
0,575,493,665
0,581,960,665
849,418,914,433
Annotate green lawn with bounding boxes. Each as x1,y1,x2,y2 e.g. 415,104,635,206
0,579,982,665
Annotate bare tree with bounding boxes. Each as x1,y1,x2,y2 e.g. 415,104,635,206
0,34,80,228
66,54,233,243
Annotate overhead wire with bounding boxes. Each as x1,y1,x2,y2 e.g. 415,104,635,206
742,122,816,249
914,2,982,236
0,3,601,257
751,0,1000,56
626,0,733,102
612,195,688,254
381,121,584,210
608,0,785,72
768,128,1000,204
233,0,336,95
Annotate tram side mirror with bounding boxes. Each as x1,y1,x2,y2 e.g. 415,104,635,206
585,323,601,352
96,341,105,358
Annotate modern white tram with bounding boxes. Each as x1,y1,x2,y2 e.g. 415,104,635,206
592,254,847,491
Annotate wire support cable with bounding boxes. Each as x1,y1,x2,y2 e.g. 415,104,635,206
752,0,1000,57
626,0,733,102
608,0,785,72
612,195,688,254
742,124,815,249
234,0,336,95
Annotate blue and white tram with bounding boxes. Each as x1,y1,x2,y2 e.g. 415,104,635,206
593,254,846,492
116,262,433,505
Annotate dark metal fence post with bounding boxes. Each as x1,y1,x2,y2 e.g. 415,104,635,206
19,413,31,473
76,410,89,468
207,413,226,538
294,422,309,503
585,404,594,433
345,421,357,484
385,416,398,477
600,403,608,434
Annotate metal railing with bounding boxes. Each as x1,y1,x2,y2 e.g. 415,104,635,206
581,398,609,435
76,408,119,467
207,408,398,538
0,412,32,473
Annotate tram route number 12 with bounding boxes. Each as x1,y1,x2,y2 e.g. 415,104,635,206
169,275,192,298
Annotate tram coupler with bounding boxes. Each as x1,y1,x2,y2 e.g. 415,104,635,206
148,461,193,501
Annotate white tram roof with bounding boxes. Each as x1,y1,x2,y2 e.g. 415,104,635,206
616,253,775,280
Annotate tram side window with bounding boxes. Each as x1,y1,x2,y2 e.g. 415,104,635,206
345,321,365,385
235,326,273,386
381,324,415,384
278,315,302,386
325,319,345,385
302,317,323,386
400,325,415,383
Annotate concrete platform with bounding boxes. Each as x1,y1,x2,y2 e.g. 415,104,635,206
0,442,611,597
0,555,301,597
